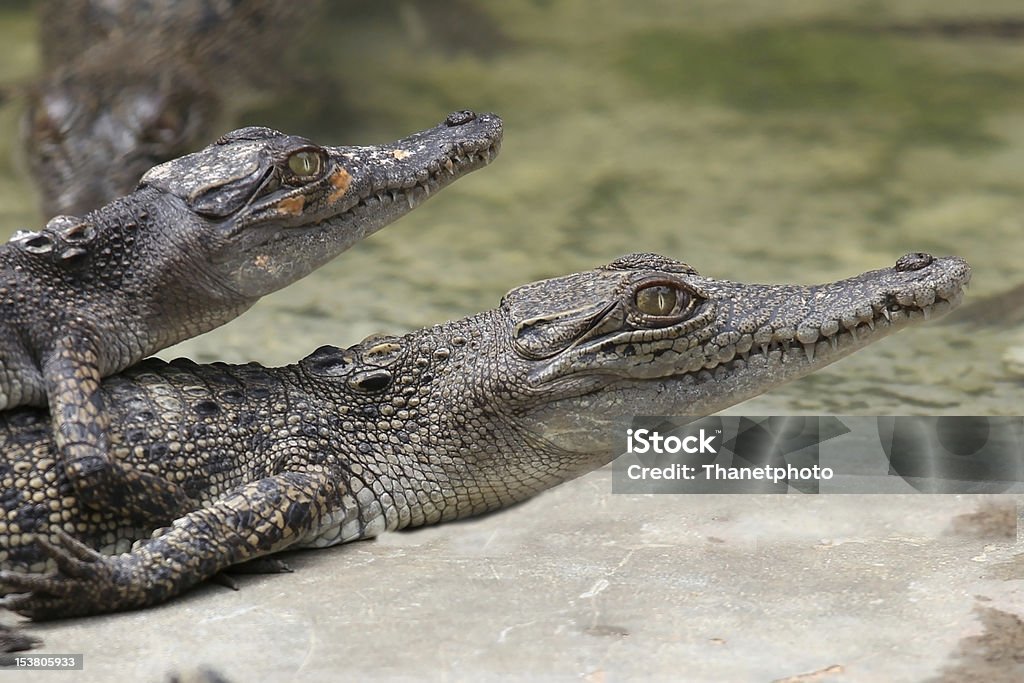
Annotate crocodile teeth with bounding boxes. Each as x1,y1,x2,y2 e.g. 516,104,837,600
407,193,416,209
881,308,892,322
444,157,455,174
865,318,875,331
802,342,815,362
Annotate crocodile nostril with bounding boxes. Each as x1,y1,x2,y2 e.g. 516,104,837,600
445,110,478,127
21,234,54,254
895,252,934,272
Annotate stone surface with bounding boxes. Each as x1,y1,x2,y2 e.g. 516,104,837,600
5,470,1020,682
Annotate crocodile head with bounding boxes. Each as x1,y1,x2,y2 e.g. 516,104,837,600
500,252,971,459
132,110,502,301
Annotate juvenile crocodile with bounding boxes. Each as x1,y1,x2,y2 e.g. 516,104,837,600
25,0,321,217
0,110,502,523
0,251,969,619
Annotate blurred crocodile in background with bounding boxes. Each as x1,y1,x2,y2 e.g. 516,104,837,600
0,251,969,622
0,110,501,527
24,0,321,217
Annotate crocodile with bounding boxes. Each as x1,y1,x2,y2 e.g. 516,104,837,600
24,0,324,217
0,251,970,620
0,110,502,524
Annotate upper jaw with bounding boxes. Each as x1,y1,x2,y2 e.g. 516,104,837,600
321,110,503,217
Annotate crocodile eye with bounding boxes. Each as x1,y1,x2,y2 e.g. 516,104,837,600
635,285,685,316
287,150,322,177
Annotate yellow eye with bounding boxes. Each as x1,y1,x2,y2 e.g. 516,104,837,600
635,285,683,316
288,150,322,177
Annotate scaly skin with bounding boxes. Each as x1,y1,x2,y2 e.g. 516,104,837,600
0,251,970,619
0,110,502,523
25,0,320,217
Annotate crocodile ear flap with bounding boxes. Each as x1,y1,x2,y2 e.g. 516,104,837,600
190,161,272,218
513,302,611,360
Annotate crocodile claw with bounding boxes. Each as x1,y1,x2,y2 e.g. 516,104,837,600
0,625,41,653
211,558,292,591
0,530,135,620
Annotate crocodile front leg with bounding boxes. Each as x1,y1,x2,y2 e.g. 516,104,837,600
0,470,343,619
44,333,194,523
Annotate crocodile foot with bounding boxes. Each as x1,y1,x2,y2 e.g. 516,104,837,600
0,530,139,620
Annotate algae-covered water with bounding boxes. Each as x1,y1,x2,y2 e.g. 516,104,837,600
0,0,1021,415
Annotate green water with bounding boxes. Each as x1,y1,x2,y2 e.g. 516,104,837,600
1,1,1021,414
